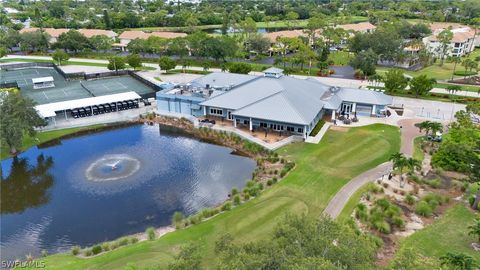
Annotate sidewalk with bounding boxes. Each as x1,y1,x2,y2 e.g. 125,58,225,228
430,87,480,98
305,122,331,144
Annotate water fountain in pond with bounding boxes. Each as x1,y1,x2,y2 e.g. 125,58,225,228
85,154,141,181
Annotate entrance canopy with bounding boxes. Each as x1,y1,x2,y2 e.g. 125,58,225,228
35,91,141,118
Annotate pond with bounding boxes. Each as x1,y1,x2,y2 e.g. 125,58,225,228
0,124,256,261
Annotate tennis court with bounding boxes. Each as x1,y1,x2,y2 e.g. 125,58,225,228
0,67,155,105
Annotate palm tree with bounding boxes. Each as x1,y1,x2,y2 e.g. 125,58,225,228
468,218,480,242
389,153,409,187
429,121,443,136
451,56,462,80
440,252,476,270
414,121,432,136
406,157,421,173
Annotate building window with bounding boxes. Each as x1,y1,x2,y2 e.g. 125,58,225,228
243,120,249,125
209,108,223,116
287,126,294,132
260,122,267,128
298,128,303,133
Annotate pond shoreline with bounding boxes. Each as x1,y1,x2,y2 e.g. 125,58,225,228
10,116,293,261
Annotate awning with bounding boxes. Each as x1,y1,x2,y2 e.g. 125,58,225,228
35,91,141,118
32,76,54,84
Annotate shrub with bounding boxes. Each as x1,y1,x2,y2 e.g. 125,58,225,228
372,221,391,234
426,179,441,188
355,204,369,222
172,211,184,227
469,196,476,207
367,183,382,193
246,180,255,188
91,245,102,255
84,249,93,257
392,216,405,228
405,194,416,205
415,201,433,217
243,193,250,200
146,227,156,241
201,208,214,218
71,245,80,255
248,186,260,197
118,237,130,246
101,242,110,252
257,183,264,190
382,183,389,188
221,202,232,211
233,194,241,205
272,177,278,183
266,179,273,186
130,237,139,244
231,188,239,195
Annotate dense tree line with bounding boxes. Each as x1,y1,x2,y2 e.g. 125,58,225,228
2,0,479,30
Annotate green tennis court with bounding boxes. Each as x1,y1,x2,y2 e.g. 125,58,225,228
0,67,155,105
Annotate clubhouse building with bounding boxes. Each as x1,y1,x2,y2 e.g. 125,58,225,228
157,68,392,139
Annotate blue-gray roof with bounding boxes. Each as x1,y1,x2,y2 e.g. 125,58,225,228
336,88,393,105
197,73,393,126
190,72,257,89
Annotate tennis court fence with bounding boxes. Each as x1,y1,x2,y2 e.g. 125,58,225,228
0,82,19,89
79,81,96,97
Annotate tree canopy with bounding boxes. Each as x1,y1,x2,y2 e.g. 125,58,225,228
0,91,46,154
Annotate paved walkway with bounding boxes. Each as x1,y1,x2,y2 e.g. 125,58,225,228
323,115,422,219
430,87,480,98
323,162,393,219
305,122,331,144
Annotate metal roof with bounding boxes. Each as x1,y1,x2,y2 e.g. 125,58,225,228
336,88,393,105
35,91,141,118
190,72,257,89
198,73,393,126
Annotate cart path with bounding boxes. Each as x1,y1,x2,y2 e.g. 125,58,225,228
324,120,418,219
323,161,393,219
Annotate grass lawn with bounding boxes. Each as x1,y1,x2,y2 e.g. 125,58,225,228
377,48,480,81
0,58,108,67
337,183,371,223
394,204,480,264
328,51,352,66
1,124,106,160
30,124,400,269
434,83,480,93
413,136,425,162
0,58,155,71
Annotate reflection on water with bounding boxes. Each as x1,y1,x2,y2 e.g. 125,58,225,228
1,155,54,214
0,124,255,262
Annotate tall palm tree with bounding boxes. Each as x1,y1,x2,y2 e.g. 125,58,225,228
406,157,422,175
451,56,462,81
414,121,432,136
429,121,443,136
389,153,409,187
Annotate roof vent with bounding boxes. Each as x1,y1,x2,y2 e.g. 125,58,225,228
329,86,340,93
263,67,284,78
